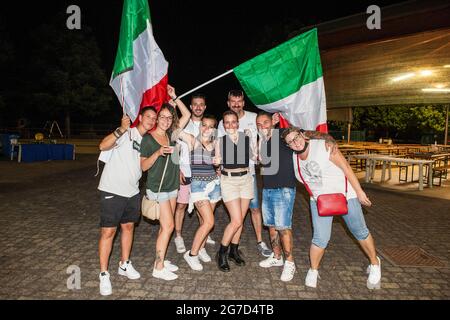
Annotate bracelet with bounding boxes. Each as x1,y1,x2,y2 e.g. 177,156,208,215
171,96,178,102
114,127,125,138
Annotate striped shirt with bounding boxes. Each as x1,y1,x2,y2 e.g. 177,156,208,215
191,141,217,181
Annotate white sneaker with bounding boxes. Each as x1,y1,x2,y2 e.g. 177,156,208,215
118,260,141,280
305,268,320,288
184,250,203,271
99,271,112,296
366,256,381,290
259,253,284,268
206,235,215,245
164,260,179,272
280,261,296,282
198,248,212,263
152,267,178,281
174,236,186,253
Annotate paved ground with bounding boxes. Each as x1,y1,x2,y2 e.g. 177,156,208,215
0,155,449,300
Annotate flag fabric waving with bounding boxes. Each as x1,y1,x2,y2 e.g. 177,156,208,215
234,28,327,132
110,0,169,125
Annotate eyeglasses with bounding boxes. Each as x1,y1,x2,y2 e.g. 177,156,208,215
286,134,302,146
228,90,244,98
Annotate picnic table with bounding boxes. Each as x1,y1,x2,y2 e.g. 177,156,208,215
347,154,434,191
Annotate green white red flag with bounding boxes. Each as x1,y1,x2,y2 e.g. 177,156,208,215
234,28,327,132
110,0,169,125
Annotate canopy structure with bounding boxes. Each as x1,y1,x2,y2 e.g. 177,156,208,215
322,28,449,109
292,0,450,142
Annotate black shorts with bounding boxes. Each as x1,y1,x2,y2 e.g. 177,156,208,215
100,191,141,228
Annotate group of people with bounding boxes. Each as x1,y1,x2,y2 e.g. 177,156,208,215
96,85,382,296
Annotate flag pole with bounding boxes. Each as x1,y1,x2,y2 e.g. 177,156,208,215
177,69,234,100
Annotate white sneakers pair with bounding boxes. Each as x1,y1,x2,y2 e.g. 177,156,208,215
184,248,212,271
100,259,181,295
99,260,141,296
259,253,295,282
152,260,179,281
305,256,382,289
175,236,215,254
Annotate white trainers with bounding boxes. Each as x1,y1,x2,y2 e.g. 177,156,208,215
366,256,382,290
174,236,186,253
198,248,212,263
184,250,203,271
164,260,179,272
152,267,178,281
305,268,320,288
206,235,215,245
118,260,141,280
259,253,284,268
99,271,112,296
280,261,296,282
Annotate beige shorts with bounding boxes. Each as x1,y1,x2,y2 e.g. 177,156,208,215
220,173,254,203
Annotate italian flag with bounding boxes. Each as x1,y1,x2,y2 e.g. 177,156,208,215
110,0,169,125
234,28,327,132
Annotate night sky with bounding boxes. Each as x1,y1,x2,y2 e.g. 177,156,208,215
1,0,405,122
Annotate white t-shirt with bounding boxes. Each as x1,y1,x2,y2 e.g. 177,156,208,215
184,119,201,137
178,139,191,177
98,127,143,198
293,140,357,200
218,111,258,174
177,119,201,178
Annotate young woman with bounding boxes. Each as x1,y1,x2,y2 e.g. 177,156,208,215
282,127,381,289
214,110,257,272
176,114,220,271
140,85,191,281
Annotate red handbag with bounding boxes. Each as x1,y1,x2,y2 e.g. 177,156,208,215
297,154,348,217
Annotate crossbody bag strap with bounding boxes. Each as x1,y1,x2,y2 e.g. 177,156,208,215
156,137,171,200
296,154,314,197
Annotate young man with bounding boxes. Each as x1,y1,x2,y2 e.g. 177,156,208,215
174,94,215,254
97,107,157,296
218,90,272,257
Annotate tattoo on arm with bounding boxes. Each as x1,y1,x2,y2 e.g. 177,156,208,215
304,130,336,145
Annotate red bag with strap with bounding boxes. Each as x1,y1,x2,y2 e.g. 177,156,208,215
296,154,348,217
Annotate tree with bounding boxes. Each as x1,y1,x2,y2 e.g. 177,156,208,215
30,15,112,137
352,105,446,142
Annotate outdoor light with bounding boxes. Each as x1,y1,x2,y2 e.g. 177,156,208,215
422,88,450,92
391,73,415,82
419,70,433,76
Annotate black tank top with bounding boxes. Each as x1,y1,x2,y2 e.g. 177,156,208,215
219,132,250,169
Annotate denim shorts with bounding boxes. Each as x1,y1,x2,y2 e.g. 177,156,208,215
310,197,370,248
191,178,221,203
146,189,178,202
262,187,296,230
249,174,260,209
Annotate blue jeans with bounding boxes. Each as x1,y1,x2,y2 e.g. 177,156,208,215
190,178,221,203
249,174,259,209
262,187,296,230
310,197,370,248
